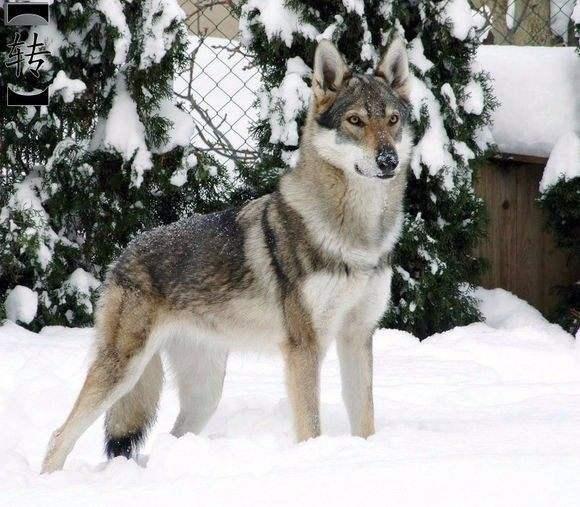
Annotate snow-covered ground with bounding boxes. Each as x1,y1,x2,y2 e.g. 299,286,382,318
2,288,580,506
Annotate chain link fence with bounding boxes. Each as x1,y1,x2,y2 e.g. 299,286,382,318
176,0,577,163
175,0,260,166
474,0,577,45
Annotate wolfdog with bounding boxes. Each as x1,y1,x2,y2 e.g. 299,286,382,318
41,38,413,473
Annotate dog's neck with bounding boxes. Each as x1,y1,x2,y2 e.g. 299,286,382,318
279,135,407,269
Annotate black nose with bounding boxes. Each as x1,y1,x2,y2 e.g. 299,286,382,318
376,148,398,178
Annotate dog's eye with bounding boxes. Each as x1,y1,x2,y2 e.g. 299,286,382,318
389,113,400,125
347,115,362,126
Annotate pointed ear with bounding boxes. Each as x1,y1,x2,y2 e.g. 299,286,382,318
312,40,348,111
375,38,410,101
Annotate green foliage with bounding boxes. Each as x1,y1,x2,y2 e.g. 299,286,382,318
0,1,232,329
239,0,496,338
539,178,580,250
539,177,580,335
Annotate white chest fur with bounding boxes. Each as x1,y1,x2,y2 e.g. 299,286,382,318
301,268,393,350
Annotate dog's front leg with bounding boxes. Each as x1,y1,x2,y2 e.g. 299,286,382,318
282,339,321,441
336,326,375,438
280,289,322,441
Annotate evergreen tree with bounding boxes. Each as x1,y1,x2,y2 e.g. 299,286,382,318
237,0,495,338
538,13,578,335
539,177,580,335
0,1,232,330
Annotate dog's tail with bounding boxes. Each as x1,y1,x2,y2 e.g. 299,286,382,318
104,352,164,459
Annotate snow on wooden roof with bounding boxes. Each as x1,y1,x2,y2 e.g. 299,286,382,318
476,45,578,159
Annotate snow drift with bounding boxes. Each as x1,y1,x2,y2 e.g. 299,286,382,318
1,288,580,506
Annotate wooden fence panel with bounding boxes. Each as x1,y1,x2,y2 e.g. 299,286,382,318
474,159,580,315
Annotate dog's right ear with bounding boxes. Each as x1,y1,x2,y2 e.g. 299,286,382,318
312,40,348,112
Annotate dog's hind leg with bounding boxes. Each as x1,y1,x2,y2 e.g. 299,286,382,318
41,287,162,474
41,347,156,474
167,339,228,438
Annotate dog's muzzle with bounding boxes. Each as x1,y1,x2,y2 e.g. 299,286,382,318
376,148,398,179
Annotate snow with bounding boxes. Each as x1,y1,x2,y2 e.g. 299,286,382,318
408,37,434,75
440,83,458,113
316,15,344,42
409,76,456,188
4,286,38,325
140,0,185,69
1,172,58,270
474,125,494,151
286,56,311,77
50,70,86,104
240,0,319,48
37,242,53,270
2,289,580,505
551,0,576,39
96,0,131,66
360,20,377,63
268,57,311,147
342,0,365,16
6,173,47,222
169,167,188,187
452,140,475,163
100,76,152,188
186,153,198,168
476,286,556,329
539,131,580,192
477,46,578,157
439,0,480,41
65,268,100,296
462,79,484,116
0,171,57,269
378,0,393,18
151,98,195,154
62,269,101,315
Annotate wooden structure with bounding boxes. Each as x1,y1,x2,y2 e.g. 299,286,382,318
180,1,239,38
475,156,580,315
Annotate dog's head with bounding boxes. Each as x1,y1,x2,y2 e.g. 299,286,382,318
307,39,412,180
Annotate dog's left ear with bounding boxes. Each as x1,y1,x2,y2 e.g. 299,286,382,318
375,38,410,102
312,40,348,111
